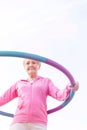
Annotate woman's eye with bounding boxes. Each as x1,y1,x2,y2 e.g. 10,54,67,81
26,62,30,65
25,61,37,65
32,62,36,64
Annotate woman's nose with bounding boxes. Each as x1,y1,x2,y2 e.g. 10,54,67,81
29,62,33,66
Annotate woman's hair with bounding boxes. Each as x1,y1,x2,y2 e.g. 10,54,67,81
23,58,41,67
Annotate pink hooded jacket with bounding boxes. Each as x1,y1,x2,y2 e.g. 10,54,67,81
0,76,70,125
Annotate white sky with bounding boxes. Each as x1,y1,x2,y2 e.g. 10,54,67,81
0,0,87,130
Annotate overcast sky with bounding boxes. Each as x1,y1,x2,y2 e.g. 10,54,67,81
0,0,87,130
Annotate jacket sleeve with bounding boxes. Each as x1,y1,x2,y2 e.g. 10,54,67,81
0,82,18,106
48,79,71,101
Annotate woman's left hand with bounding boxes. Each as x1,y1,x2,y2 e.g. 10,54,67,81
71,82,79,92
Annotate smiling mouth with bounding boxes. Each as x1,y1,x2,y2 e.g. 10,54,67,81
28,67,35,71
29,69,34,70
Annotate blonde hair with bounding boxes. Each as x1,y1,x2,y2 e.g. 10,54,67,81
23,58,41,67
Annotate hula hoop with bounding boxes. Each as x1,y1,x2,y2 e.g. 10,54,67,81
0,51,75,117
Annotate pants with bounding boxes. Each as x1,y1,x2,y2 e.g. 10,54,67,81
9,123,47,130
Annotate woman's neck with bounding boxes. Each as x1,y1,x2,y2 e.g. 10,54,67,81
28,75,38,81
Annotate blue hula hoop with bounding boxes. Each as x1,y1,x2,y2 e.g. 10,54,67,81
0,51,75,117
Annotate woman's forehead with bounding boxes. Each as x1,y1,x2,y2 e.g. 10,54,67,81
23,58,40,64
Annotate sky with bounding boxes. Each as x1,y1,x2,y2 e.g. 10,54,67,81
0,0,87,130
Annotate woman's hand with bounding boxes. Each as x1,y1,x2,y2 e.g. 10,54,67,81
71,82,79,92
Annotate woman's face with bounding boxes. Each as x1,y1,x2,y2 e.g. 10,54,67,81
23,59,41,76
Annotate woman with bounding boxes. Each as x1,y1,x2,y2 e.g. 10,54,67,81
0,59,79,130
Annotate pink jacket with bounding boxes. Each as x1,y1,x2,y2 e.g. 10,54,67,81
0,76,70,125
